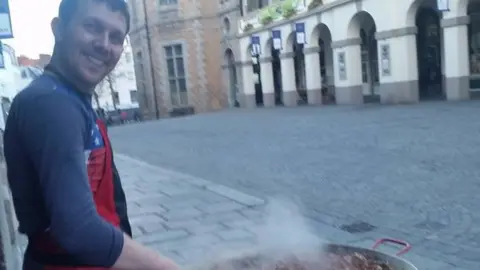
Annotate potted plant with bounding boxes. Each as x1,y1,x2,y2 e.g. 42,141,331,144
243,23,254,32
308,0,323,10
282,0,297,19
260,7,274,25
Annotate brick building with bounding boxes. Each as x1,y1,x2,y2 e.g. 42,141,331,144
128,0,240,118
17,54,51,69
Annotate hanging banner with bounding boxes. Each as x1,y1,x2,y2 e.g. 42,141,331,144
295,22,306,44
0,0,13,38
0,41,4,69
436,0,449,11
272,30,282,50
251,35,261,56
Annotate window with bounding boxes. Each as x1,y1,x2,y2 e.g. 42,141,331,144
164,44,187,106
130,90,138,103
112,91,120,105
159,0,177,5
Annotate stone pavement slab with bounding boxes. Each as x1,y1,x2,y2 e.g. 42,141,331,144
115,153,455,269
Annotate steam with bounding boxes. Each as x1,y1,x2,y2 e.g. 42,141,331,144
205,197,326,267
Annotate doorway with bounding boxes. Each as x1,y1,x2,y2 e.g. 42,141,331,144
416,7,443,99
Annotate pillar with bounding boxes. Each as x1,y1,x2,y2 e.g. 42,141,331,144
332,39,363,104
375,29,420,103
239,61,256,108
260,57,275,107
441,17,470,101
304,46,322,105
279,52,297,106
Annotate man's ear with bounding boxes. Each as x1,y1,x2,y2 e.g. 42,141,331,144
51,17,64,42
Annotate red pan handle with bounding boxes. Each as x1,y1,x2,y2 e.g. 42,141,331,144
372,238,412,256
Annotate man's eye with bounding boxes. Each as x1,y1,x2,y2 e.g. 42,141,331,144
84,22,100,33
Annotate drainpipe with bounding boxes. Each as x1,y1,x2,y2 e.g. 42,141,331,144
142,0,161,119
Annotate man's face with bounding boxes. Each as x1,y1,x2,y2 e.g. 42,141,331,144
57,0,127,88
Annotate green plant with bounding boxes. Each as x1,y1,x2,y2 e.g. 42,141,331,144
282,0,297,18
260,7,274,25
243,23,253,32
308,0,323,10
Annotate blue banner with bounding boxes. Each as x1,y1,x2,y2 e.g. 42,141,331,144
295,22,306,44
251,35,261,56
272,30,282,50
0,41,4,69
0,0,13,39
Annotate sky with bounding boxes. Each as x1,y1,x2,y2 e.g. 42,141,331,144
3,0,60,58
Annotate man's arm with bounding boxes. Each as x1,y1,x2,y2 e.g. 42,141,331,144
20,92,179,269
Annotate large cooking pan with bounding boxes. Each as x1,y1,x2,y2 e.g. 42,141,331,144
323,238,418,270
190,238,418,270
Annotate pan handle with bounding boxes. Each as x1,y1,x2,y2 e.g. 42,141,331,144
372,238,412,256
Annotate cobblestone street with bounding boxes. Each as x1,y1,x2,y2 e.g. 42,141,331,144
110,101,480,270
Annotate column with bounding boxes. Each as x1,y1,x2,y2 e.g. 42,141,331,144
239,62,256,108
279,52,297,106
304,46,322,105
375,30,420,103
332,39,363,104
442,19,470,101
260,57,275,107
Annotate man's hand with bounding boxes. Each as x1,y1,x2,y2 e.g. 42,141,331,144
112,233,183,270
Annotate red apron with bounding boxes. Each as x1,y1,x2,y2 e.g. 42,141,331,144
30,120,121,270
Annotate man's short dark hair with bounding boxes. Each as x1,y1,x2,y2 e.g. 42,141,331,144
58,0,131,33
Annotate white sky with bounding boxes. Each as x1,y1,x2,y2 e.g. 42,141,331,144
3,0,60,58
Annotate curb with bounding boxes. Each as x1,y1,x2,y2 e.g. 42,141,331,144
114,153,266,207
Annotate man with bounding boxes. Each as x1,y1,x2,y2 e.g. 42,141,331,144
3,0,181,269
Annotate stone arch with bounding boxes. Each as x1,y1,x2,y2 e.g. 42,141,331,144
224,48,235,65
346,11,377,39
406,0,445,27
310,23,332,44
285,31,296,52
264,38,273,57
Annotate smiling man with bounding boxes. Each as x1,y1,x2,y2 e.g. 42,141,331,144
3,0,180,269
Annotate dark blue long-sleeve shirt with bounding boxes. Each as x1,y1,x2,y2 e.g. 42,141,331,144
3,74,124,268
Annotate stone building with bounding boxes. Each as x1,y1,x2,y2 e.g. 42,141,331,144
128,0,234,118
224,0,480,108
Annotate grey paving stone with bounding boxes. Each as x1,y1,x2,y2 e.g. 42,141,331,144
128,205,167,217
162,219,204,230
222,219,263,230
215,229,255,241
139,222,168,234
196,201,247,214
136,229,190,245
158,234,223,250
186,223,228,234
197,212,247,225
206,185,265,207
129,213,165,226
160,207,205,221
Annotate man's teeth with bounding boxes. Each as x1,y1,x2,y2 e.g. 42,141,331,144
88,56,103,66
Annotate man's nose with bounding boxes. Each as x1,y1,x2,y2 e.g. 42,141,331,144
93,33,110,52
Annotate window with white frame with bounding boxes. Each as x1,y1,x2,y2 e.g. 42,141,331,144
159,0,177,5
164,44,187,106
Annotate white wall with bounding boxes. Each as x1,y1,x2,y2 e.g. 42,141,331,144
95,41,139,111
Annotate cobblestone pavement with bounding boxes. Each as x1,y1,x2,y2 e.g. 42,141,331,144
110,101,480,269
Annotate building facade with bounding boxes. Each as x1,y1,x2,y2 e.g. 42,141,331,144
94,40,139,111
223,0,480,108
128,0,228,118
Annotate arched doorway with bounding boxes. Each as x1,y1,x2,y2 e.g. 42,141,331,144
315,24,335,104
468,1,480,92
225,49,239,107
270,41,283,105
416,6,443,99
348,11,379,103
291,35,307,104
